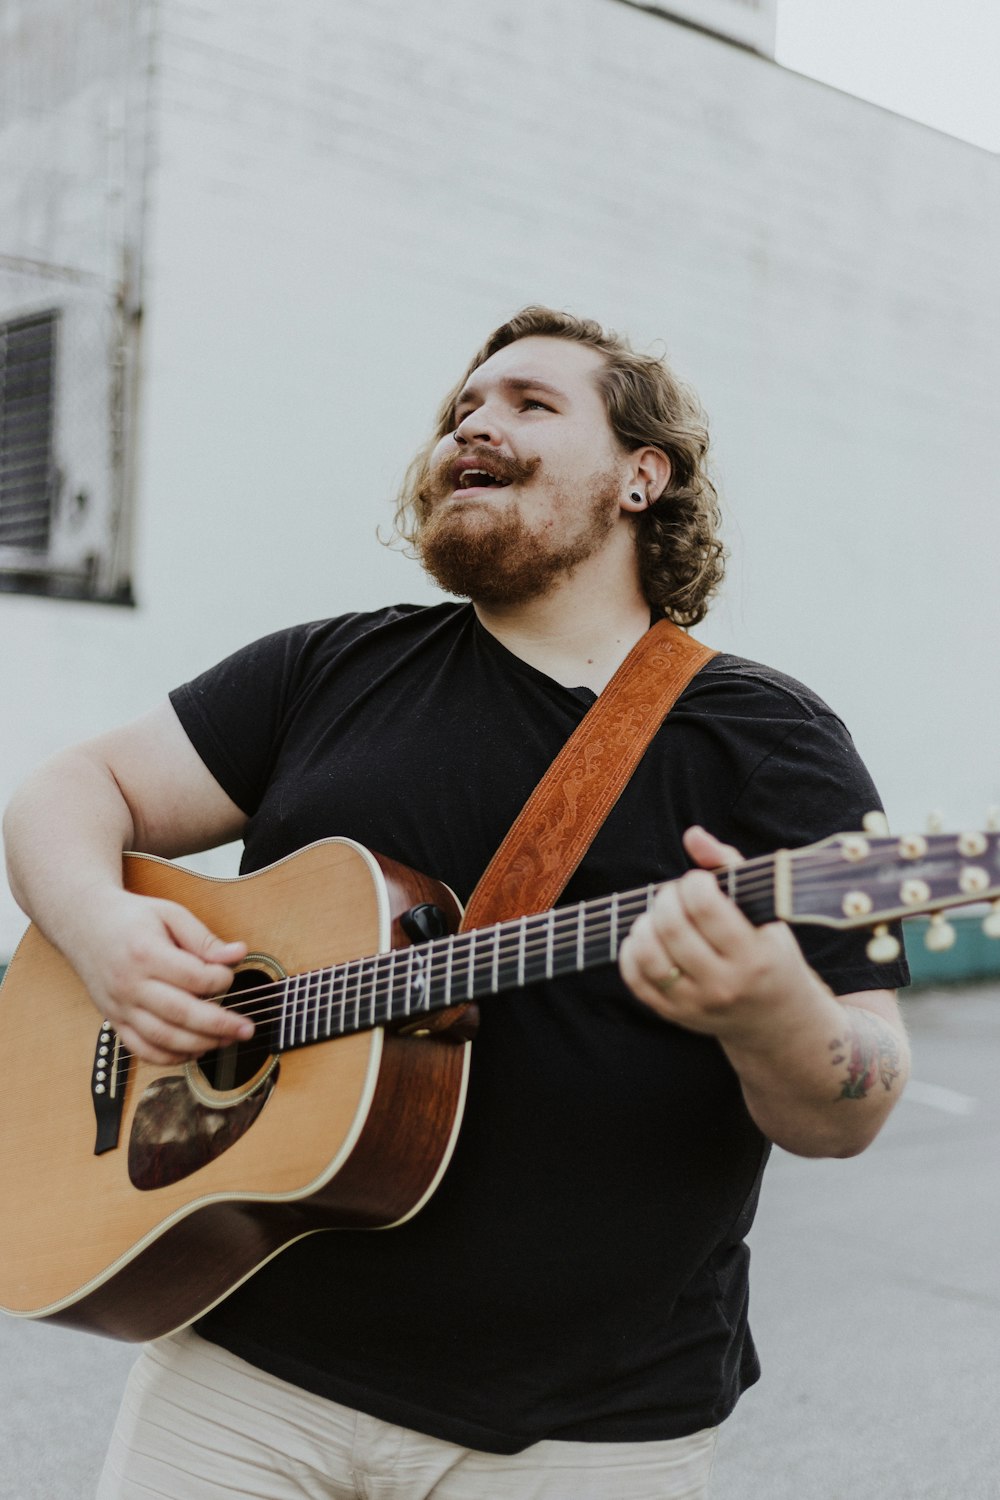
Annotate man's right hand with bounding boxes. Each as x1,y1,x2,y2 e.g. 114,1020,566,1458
3,701,254,1065
71,889,251,1065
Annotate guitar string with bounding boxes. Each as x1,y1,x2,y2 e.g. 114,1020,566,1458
211,834,924,1032
187,868,784,1020
179,865,907,1040
249,840,870,1025
228,850,859,1020
96,847,919,1053
180,851,908,1028
163,903,664,1038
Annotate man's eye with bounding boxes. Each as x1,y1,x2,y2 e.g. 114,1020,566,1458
522,399,552,412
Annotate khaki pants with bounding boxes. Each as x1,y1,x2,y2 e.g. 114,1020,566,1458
97,1329,718,1499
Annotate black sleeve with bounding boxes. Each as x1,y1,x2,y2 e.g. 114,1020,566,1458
168,624,316,816
729,713,910,995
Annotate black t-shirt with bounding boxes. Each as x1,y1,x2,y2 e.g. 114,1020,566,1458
169,602,908,1453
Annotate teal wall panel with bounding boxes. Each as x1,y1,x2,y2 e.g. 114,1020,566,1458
904,914,1000,988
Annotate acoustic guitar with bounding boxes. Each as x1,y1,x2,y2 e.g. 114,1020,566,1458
0,826,996,1342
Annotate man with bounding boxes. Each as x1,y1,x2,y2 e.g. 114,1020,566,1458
3,306,909,1499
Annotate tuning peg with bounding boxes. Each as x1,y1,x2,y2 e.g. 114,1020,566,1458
926,811,945,834
983,901,1000,939
866,924,901,963
862,811,890,835
924,914,956,952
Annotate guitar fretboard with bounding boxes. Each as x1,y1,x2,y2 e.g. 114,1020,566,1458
266,864,779,1053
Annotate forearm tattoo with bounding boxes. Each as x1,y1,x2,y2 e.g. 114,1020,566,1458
829,1010,903,1101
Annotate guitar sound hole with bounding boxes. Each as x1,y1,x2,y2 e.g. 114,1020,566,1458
200,966,279,1091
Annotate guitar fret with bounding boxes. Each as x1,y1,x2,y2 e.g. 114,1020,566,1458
288,975,297,1045
406,948,423,1014
409,947,423,1015
300,971,309,1042
445,935,455,1006
352,960,363,1034
521,916,548,985
494,928,521,992
338,960,349,1036
517,917,526,987
282,975,293,1047
576,903,585,970
422,946,433,1012
367,958,378,1028
310,968,320,1042
292,974,302,1043
364,956,374,1026
466,931,476,1001
281,975,293,1047
404,947,414,1016
386,949,398,1020
333,967,343,1035
609,893,620,961
279,977,290,1050
545,913,554,980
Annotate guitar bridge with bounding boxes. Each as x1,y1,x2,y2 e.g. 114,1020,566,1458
91,1021,131,1155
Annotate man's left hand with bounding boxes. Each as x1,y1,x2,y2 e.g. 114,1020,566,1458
619,824,822,1040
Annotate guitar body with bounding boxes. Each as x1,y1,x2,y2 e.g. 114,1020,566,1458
0,839,469,1342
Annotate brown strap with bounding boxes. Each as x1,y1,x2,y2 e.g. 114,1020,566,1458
460,619,717,931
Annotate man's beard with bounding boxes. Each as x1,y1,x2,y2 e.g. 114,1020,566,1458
415,460,621,608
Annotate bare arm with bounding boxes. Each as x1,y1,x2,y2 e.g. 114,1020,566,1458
619,827,909,1158
3,701,254,1064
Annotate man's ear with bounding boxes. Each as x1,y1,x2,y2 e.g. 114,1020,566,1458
620,447,672,512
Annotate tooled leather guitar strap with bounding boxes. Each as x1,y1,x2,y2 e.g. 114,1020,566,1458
415,620,716,1040
462,618,717,930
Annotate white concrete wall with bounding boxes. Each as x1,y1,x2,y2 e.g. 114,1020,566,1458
0,0,149,591
2,0,998,957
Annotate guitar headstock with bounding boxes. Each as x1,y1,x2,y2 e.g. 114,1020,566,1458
780,819,1000,963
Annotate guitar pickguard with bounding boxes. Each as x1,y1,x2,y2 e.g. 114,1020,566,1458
127,1067,278,1192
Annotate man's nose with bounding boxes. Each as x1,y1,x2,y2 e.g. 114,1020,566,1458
453,405,503,445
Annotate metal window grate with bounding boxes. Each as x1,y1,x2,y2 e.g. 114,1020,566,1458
0,311,57,554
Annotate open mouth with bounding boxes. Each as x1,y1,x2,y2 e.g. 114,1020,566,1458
454,468,513,493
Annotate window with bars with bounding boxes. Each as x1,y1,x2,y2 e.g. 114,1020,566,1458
0,311,57,559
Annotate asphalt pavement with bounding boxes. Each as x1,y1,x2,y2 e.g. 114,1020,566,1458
2,984,997,1499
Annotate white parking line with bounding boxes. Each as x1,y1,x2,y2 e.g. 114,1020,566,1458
903,1079,978,1116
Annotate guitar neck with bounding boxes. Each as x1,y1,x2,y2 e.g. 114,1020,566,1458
268,860,779,1053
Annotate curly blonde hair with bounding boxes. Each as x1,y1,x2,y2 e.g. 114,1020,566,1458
393,306,725,626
